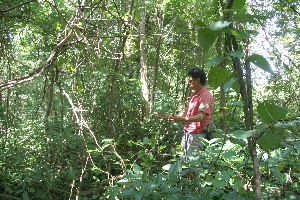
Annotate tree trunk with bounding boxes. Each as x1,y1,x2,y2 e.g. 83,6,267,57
244,38,261,200
150,8,163,113
107,0,135,137
216,32,227,133
230,34,262,200
139,0,149,114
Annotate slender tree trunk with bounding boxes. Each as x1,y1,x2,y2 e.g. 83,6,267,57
108,0,134,137
222,1,261,198
150,8,163,113
230,33,262,200
139,0,149,114
150,37,161,113
244,38,261,199
45,67,55,124
216,32,227,133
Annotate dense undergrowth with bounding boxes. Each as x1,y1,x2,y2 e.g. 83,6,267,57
1,115,299,200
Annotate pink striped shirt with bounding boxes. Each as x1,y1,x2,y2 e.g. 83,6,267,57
184,87,214,133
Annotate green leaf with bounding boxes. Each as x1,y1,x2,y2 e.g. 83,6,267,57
198,27,218,52
229,50,243,58
143,137,149,144
210,19,232,30
118,179,130,185
133,164,141,175
22,192,30,200
122,189,136,196
232,0,246,10
223,150,236,159
162,164,171,171
212,179,226,188
224,78,238,92
208,66,231,90
166,187,181,193
257,101,288,124
232,130,255,139
257,131,285,151
246,54,274,74
206,56,225,66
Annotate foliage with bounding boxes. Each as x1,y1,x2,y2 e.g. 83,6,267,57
0,0,299,199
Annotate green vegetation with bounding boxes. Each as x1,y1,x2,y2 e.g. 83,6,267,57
0,0,299,199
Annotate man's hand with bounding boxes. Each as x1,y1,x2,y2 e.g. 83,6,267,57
157,114,173,119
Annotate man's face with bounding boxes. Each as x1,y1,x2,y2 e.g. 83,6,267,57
188,76,199,90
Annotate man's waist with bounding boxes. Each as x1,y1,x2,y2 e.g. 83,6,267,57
184,129,207,134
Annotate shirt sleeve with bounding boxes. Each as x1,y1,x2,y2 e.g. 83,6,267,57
198,91,213,114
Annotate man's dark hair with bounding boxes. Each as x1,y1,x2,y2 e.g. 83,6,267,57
187,68,207,85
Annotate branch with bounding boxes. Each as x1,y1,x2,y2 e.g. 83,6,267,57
0,31,72,92
0,0,37,13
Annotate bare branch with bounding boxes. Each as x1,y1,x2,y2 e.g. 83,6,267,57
0,31,72,92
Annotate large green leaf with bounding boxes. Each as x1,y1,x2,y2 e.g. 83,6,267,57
224,78,238,92
207,66,231,90
229,50,243,58
246,54,274,74
257,131,285,151
198,27,218,52
232,130,255,139
206,56,225,66
257,101,288,124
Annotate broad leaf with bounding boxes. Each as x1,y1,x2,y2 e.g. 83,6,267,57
206,56,225,66
257,101,288,124
198,27,218,52
232,130,255,139
257,131,285,151
224,78,238,92
133,164,141,175
246,54,274,74
229,50,243,58
207,66,231,90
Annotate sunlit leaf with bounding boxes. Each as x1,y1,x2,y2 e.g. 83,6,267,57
133,164,141,174
224,78,238,92
118,179,130,185
162,164,171,171
210,20,232,30
246,54,274,74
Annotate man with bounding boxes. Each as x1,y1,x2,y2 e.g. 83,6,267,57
162,68,214,155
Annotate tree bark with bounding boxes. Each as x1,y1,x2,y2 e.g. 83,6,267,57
139,0,149,114
230,34,261,200
150,8,163,113
223,0,261,198
107,0,135,137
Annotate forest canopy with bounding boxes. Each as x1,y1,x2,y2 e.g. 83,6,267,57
0,0,299,199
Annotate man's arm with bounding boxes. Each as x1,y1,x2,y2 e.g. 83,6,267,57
171,111,206,122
